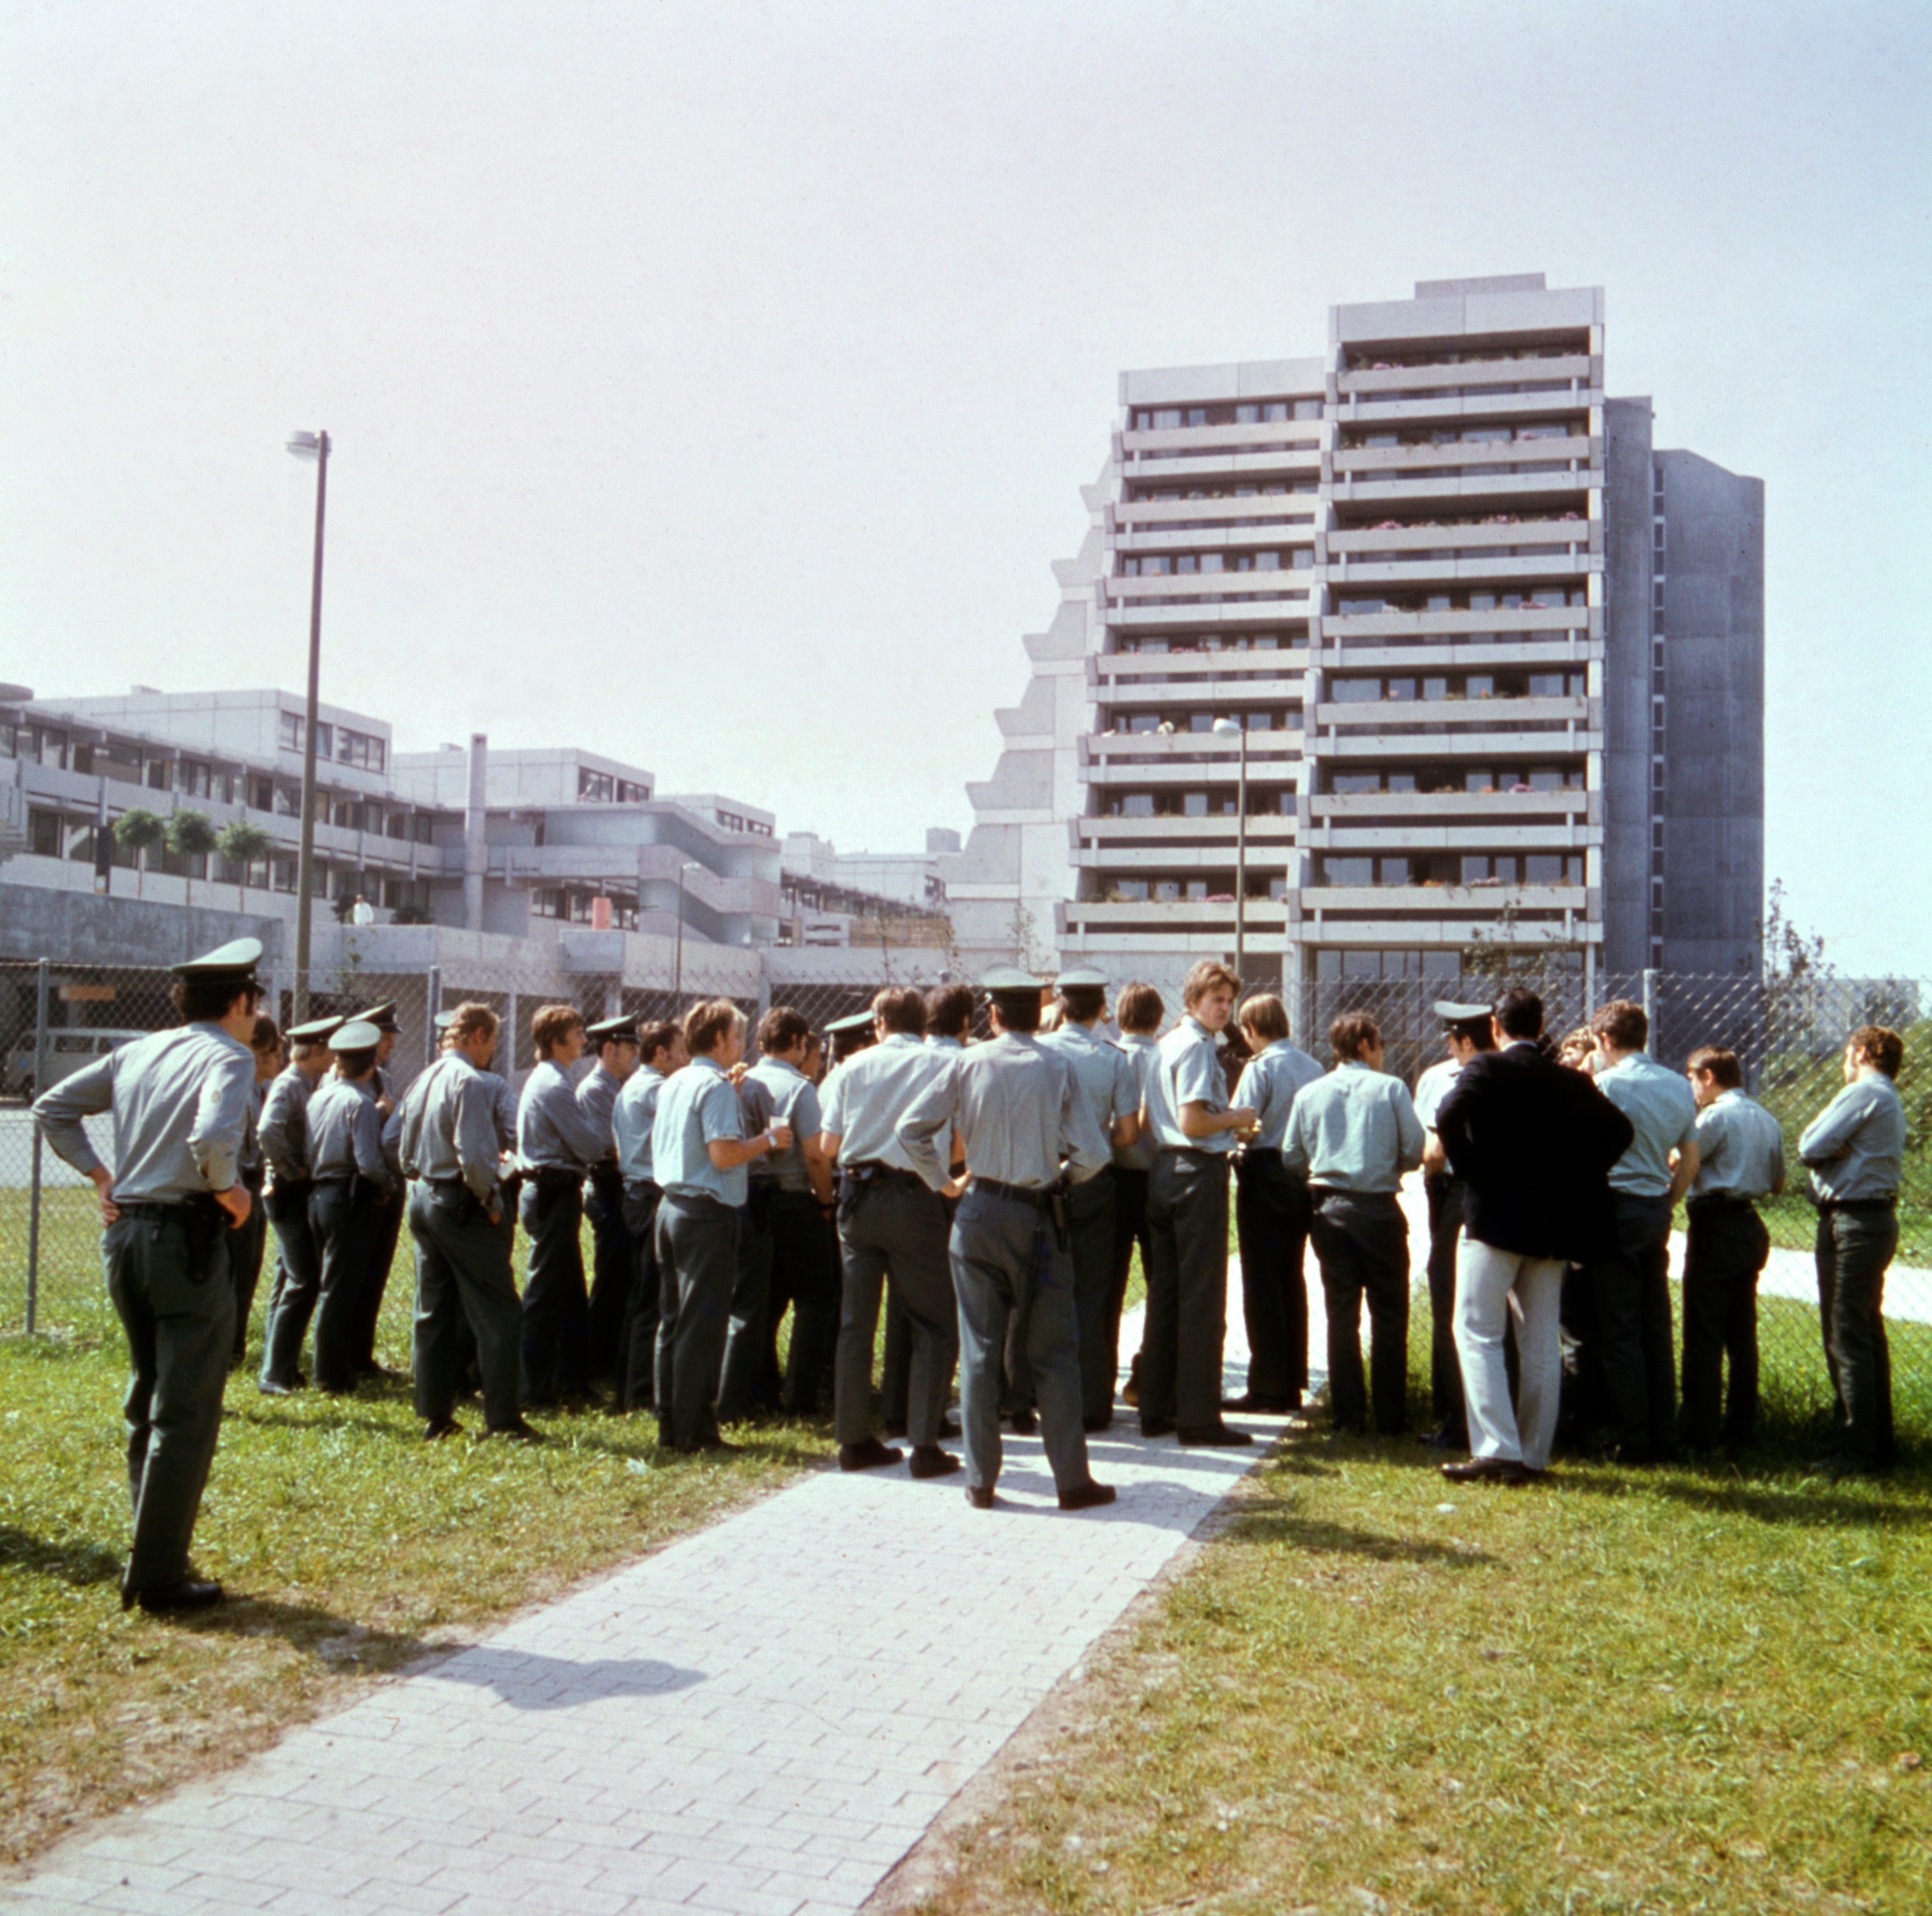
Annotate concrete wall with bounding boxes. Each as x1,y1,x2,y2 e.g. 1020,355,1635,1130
1657,450,1765,973
1601,397,1657,974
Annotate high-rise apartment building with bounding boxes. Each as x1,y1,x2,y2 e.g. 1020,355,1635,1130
944,274,1764,993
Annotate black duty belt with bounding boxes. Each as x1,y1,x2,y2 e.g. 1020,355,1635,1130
974,1177,1051,1209
1688,1191,1760,1209
115,1196,221,1221
1819,1197,1896,1215
532,1165,584,1190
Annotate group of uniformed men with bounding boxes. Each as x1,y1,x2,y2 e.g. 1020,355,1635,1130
33,937,1909,1611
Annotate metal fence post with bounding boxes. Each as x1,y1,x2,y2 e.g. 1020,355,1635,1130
1641,967,1658,1056
425,963,442,1069
25,957,50,1335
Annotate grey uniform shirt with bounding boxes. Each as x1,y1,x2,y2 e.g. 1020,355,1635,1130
614,1065,670,1190
400,1054,504,1204
576,1063,625,1170
819,1033,954,1171
1282,1062,1426,1193
1233,1039,1325,1151
517,1059,608,1173
653,1056,748,1205
1411,1056,1465,1135
259,1065,318,1184
1043,1022,1138,1148
1689,1089,1785,1201
1113,1032,1161,1171
33,1021,254,1202
1800,1072,1906,1203
899,1032,1110,1192
741,1057,823,1193
1143,1015,1234,1153
1597,1053,1700,1198
306,1075,395,1193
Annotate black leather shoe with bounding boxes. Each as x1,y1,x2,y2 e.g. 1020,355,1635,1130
134,1580,223,1613
966,1485,996,1510
1057,1480,1117,1512
1139,1415,1177,1439
840,1438,903,1472
482,1417,547,1443
422,1416,463,1441
1179,1424,1253,1448
909,1445,961,1479
1007,1408,1038,1436
1440,1456,1532,1485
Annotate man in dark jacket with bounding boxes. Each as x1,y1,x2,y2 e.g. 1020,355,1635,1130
1432,988,1633,1483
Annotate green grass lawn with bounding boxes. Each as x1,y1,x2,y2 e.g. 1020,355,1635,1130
915,1419,1932,1916
0,1197,836,1865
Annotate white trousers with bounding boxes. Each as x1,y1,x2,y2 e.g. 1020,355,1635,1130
1452,1238,1566,1469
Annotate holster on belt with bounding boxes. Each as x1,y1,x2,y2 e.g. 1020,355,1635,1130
836,1162,883,1225
1048,1174,1072,1254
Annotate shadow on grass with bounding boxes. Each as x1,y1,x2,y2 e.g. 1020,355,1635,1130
1554,1463,1931,1529
1220,1498,1504,1569
0,1524,123,1588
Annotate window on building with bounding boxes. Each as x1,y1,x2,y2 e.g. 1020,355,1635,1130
578,769,615,802
27,807,61,857
338,728,385,773
278,711,302,752
618,780,648,802
1324,857,1375,887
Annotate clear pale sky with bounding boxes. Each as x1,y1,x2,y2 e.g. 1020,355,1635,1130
5,2,1928,970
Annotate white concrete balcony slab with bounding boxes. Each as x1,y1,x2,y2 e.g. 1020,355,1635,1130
1297,915,1603,947
1118,450,1323,487
1107,598,1313,630
1113,523,1317,556
1113,495,1322,530
1341,471,1599,509
1338,354,1593,397
1311,884,1587,913
1077,815,1298,845
1332,556,1594,589
1315,695,1589,728
1120,422,1325,456
1328,518,1592,557
1098,676,1306,707
1318,729,1601,761
1314,790,1592,821
1334,436,1596,477
1093,650,1314,683
1311,822,1598,852
1325,605,1588,640
1333,639,1597,673
1104,568,1315,604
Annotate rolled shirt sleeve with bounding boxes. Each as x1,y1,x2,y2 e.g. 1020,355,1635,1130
190,1048,255,1193
32,1056,115,1180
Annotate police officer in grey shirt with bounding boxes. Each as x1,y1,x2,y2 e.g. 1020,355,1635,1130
1585,998,1700,1464
819,986,961,1477
305,1021,397,1394
347,1001,407,1380
1228,993,1324,1417
1678,1044,1785,1452
1041,967,1141,1429
257,1014,340,1393
1800,1024,1909,1476
1108,982,1164,1418
900,967,1115,1511
1283,1011,1426,1438
516,1003,610,1407
229,1012,284,1367
1140,961,1259,1446
578,1014,641,1389
612,1019,687,1411
33,937,261,1612
652,1000,790,1452
400,1001,542,1443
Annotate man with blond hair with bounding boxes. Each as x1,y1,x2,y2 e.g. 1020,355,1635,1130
1139,960,1257,1446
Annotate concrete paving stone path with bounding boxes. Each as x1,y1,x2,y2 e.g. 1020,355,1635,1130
1,1300,1304,1916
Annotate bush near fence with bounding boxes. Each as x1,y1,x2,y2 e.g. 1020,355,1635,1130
4,954,1927,1445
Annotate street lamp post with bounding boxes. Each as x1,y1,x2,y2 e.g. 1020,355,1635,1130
1213,718,1250,986
286,429,330,1021
672,860,703,1002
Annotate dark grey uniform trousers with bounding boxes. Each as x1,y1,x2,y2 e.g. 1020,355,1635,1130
519,1171,589,1402
228,1167,270,1364
308,1177,381,1394
1067,1169,1119,1421
1309,1188,1411,1436
772,1191,840,1414
1233,1149,1312,1406
583,1166,635,1386
1816,1204,1898,1470
1141,1149,1230,1431
260,1178,318,1388
105,1202,236,1593
1584,1192,1677,1457
950,1185,1091,1493
618,1183,662,1411
1678,1195,1770,1449
410,1181,522,1430
834,1177,957,1449
354,1181,405,1374
1107,1165,1151,1388
718,1187,776,1423
654,1193,739,1449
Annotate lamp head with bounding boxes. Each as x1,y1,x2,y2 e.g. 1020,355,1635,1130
1212,718,1242,737
287,430,322,459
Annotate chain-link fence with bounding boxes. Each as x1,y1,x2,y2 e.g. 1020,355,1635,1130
5,949,1929,1441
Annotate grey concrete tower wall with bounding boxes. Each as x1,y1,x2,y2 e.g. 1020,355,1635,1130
1657,451,1764,972
1601,397,1656,974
